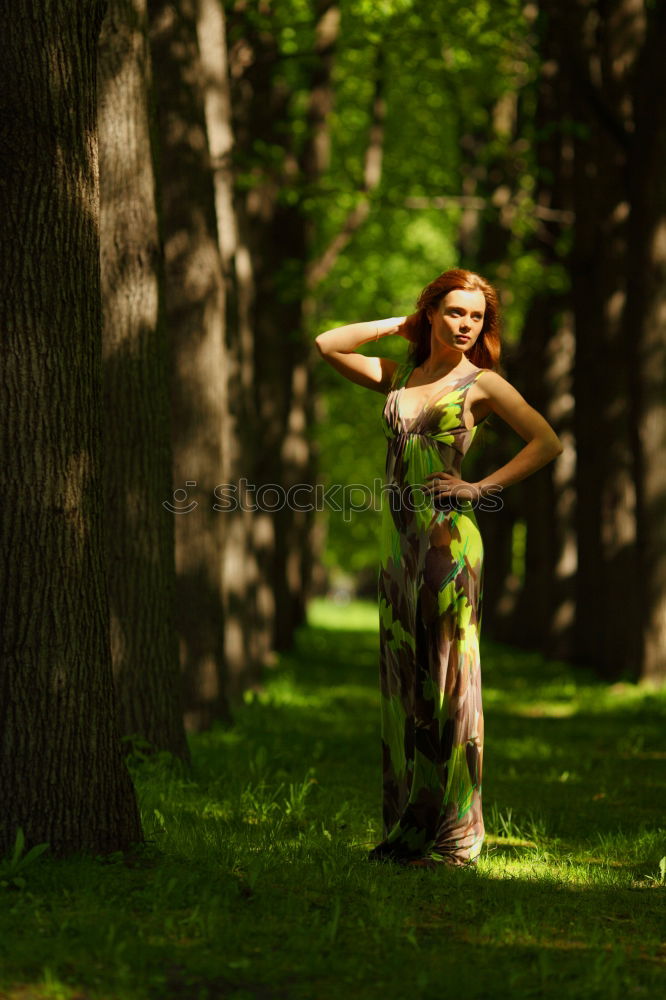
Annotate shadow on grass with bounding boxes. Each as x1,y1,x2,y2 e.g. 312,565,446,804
1,599,664,1000
203,601,666,858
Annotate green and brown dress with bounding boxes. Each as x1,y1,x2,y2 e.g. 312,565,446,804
371,360,488,867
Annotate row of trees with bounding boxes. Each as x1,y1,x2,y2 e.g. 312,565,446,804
1,0,664,856
0,0,343,856
479,0,666,686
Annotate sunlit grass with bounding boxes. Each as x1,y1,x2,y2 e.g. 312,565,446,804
307,595,379,631
1,598,665,999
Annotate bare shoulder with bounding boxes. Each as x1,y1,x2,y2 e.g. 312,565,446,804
474,369,528,406
473,368,560,443
475,369,513,395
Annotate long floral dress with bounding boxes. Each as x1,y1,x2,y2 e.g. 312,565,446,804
370,359,488,866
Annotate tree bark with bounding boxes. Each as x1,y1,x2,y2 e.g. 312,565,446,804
148,0,231,729
289,1,341,641
195,0,266,699
509,17,577,659
538,0,644,680
624,1,666,684
228,1,339,653
0,0,143,855
98,0,190,759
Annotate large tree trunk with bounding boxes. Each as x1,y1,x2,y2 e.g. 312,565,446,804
148,0,231,729
0,0,143,855
98,0,190,759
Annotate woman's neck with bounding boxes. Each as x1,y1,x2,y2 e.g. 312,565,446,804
419,356,471,380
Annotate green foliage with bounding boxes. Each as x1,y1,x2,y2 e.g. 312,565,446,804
0,828,49,891
305,0,551,580
1,602,665,998
224,1,558,581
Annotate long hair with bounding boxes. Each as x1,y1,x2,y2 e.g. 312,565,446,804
404,268,502,371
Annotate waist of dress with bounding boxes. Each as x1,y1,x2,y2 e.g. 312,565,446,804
389,425,469,438
381,480,474,509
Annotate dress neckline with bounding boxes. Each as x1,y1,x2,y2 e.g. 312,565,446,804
396,363,483,424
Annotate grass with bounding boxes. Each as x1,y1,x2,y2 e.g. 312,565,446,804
1,597,665,1000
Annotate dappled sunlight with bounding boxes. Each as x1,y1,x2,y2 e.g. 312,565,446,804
242,675,379,713
308,597,380,632
3,602,664,999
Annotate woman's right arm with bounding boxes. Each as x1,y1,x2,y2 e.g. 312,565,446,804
314,316,410,394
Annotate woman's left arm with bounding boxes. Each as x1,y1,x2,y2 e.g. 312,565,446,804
425,371,564,503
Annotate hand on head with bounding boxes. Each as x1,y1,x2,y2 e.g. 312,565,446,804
397,312,422,344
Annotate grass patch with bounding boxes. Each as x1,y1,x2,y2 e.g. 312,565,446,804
1,597,665,999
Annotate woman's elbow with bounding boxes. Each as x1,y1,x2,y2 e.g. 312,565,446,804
545,435,564,459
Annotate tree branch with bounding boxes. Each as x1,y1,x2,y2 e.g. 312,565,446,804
306,48,385,289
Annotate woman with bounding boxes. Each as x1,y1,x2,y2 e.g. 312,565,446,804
315,268,563,869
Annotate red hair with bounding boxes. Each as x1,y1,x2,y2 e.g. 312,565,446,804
403,268,502,371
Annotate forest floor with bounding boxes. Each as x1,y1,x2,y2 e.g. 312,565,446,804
1,598,665,1000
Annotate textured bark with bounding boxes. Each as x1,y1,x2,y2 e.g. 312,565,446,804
511,296,576,657
538,0,644,680
228,1,339,652
195,0,265,698
508,25,577,659
148,0,230,728
289,1,341,643
98,0,190,758
0,0,143,855
228,12,302,656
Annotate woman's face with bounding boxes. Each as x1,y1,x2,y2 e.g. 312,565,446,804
427,288,486,354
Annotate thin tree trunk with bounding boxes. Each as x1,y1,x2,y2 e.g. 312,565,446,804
98,0,190,759
148,0,230,729
539,0,643,680
287,1,341,638
195,0,265,698
512,294,576,656
231,48,305,655
509,19,577,659
0,0,142,855
625,1,666,684
227,3,339,654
